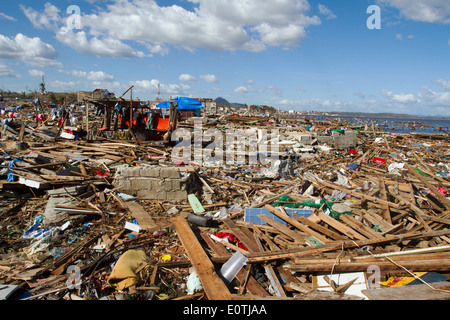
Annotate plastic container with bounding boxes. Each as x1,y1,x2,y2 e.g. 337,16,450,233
218,251,248,284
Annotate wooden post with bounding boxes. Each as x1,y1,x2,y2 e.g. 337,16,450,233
170,216,232,300
129,86,133,130
85,102,89,140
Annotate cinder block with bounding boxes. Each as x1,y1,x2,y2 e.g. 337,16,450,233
141,167,160,178
136,189,153,199
157,190,168,201
163,179,173,191
160,167,180,179
171,179,181,190
167,190,187,200
113,177,131,189
131,178,153,190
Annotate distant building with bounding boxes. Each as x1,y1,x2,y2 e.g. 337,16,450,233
77,89,115,102
200,98,217,115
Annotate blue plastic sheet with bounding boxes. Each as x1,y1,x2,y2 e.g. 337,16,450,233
157,97,203,110
7,158,25,182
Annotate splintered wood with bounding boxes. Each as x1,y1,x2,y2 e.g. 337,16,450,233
1,104,450,301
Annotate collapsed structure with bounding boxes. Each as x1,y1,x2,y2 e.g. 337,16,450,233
0,90,449,301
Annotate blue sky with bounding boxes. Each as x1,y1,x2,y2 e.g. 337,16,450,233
0,0,449,116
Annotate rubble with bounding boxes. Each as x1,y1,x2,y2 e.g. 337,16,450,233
1,97,450,302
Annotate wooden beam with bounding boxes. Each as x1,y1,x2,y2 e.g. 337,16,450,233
295,215,346,241
257,214,306,244
316,211,367,241
315,180,402,208
171,216,232,300
247,229,450,263
222,218,260,252
406,164,450,209
254,230,287,298
126,202,158,232
285,259,450,273
378,178,392,224
264,205,330,244
363,282,450,300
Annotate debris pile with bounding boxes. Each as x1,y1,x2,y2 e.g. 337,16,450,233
1,101,450,301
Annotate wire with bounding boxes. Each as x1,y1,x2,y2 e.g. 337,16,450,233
86,249,126,300
350,240,450,295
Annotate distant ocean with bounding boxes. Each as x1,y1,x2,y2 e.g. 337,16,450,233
309,115,450,135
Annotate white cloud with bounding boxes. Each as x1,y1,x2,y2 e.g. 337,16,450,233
21,3,60,30
28,69,45,78
234,86,248,94
252,23,307,47
48,80,78,92
0,63,19,78
179,74,197,82
318,4,337,20
55,28,148,58
379,0,450,23
61,69,115,82
436,79,450,91
133,79,191,96
381,89,417,103
0,12,17,21
22,0,322,57
86,71,114,82
268,86,283,97
0,33,62,67
396,33,415,40
200,74,219,83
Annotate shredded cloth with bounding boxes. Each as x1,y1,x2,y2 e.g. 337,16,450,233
107,250,147,291
214,232,248,250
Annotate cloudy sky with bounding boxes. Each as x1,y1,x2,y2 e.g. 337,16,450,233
0,0,449,116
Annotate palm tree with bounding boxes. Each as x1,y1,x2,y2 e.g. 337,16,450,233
39,75,46,94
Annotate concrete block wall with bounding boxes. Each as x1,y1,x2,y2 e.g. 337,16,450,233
317,130,357,149
113,166,187,201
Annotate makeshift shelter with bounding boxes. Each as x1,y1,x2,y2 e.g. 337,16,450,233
157,97,203,119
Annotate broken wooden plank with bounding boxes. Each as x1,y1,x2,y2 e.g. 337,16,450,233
339,214,383,239
254,231,287,298
295,215,346,241
247,228,450,263
316,211,367,241
378,178,392,224
285,258,450,273
257,214,307,244
170,216,232,300
264,205,330,244
222,218,260,252
315,179,402,208
406,164,450,209
362,281,450,300
126,202,158,232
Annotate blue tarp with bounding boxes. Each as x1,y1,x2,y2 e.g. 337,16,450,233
157,97,203,110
